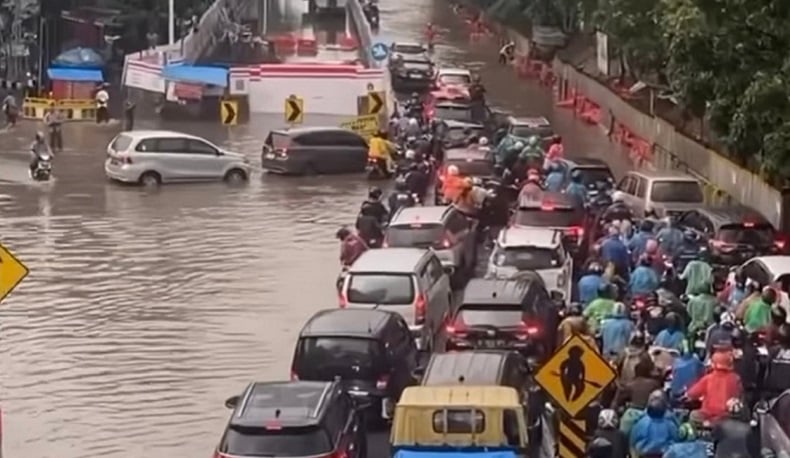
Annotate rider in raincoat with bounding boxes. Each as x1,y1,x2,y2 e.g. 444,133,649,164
680,251,714,296
519,135,544,168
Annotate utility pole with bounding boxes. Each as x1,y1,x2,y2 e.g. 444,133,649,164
10,0,23,82
168,0,175,44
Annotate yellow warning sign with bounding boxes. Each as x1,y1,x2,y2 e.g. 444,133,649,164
534,334,616,417
285,95,304,124
220,100,238,125
340,114,379,138
0,243,29,304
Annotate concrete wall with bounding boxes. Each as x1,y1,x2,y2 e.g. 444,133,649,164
345,0,377,68
553,60,783,226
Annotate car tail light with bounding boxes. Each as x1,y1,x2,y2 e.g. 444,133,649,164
634,299,646,309
276,148,289,158
376,374,390,390
331,450,349,458
118,155,132,164
414,294,426,324
518,320,541,339
338,291,348,308
446,321,467,335
440,237,452,248
565,226,584,238
710,239,735,251
290,370,299,381
382,239,389,248
540,203,555,211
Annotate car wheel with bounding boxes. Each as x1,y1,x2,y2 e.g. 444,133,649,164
139,171,161,187
224,168,248,184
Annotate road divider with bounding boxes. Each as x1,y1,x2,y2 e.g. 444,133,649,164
22,97,97,121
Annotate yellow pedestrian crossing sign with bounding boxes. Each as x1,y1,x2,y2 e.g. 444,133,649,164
534,334,616,417
0,243,29,305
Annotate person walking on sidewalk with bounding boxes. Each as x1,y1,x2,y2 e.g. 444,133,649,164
95,85,110,123
3,92,18,127
44,103,64,152
124,98,136,131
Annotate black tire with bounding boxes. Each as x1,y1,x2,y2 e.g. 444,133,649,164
139,171,161,187
224,168,248,183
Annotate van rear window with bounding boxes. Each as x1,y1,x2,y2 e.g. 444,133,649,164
650,180,703,203
219,425,332,457
267,133,291,150
347,274,415,304
110,134,133,152
432,409,485,434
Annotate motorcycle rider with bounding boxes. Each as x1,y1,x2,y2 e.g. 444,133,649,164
705,311,738,356
519,135,544,167
501,140,524,170
367,130,396,177
600,302,636,359
584,282,616,335
388,176,416,216
404,162,429,202
577,261,606,306
336,226,368,268
590,180,614,209
628,220,656,261
654,312,687,353
29,131,52,178
679,251,713,297
764,323,790,397
656,216,685,259
557,303,596,348
591,409,628,458
356,187,389,248
614,332,653,388
687,280,718,336
718,270,748,312
544,161,565,192
564,169,588,209
601,191,633,223
668,350,705,402
601,225,630,282
517,169,543,202
629,255,660,297
545,134,564,163
663,423,709,458
404,117,421,139
686,350,744,423
629,390,679,456
742,286,776,333
476,136,492,157
711,398,759,458
442,164,467,203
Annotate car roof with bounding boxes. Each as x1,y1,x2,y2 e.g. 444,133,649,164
498,226,562,248
121,130,205,141
437,67,471,75
445,148,488,161
435,101,471,108
518,191,576,209
693,206,771,227
232,381,335,427
391,205,451,225
627,169,699,181
461,277,543,305
401,56,432,64
271,126,360,137
750,256,790,276
508,116,550,126
300,308,392,338
348,247,429,273
423,351,513,386
442,120,483,128
398,385,520,407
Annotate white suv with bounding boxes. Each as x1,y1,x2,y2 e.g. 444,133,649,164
486,226,573,300
105,130,251,186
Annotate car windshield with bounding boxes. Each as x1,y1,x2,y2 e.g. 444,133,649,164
456,304,524,327
404,61,433,72
386,223,444,248
347,274,415,304
295,337,385,379
219,426,332,457
393,44,426,54
576,167,614,187
512,125,552,139
513,207,582,228
494,246,562,270
650,180,704,203
439,74,471,85
435,106,473,122
445,159,493,177
445,127,484,143
718,223,775,245
110,134,133,152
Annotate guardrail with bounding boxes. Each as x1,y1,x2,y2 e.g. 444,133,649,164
22,98,98,121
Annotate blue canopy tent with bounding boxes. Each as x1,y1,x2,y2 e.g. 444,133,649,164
51,47,104,69
48,47,105,100
161,64,229,87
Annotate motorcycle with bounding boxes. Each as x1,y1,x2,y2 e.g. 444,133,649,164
366,158,392,180
32,153,52,181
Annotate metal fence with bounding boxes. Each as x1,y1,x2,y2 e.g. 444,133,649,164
552,59,783,226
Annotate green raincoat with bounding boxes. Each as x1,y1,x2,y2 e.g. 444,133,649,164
680,260,713,296
584,297,615,334
687,293,718,334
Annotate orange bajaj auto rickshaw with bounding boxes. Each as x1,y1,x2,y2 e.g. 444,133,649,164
390,386,529,458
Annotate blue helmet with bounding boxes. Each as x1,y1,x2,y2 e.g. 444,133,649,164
570,169,583,182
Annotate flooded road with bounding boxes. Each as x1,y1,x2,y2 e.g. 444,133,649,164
0,1,628,457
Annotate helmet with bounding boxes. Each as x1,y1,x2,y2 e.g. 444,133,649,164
586,437,613,458
678,423,697,441
408,117,419,126
597,409,618,429
447,165,460,176
666,312,681,329
514,141,524,150
762,286,778,304
368,187,382,200
645,238,659,254
462,177,474,189
405,149,416,160
611,190,626,203
479,137,488,146
527,136,538,146
552,135,562,143
35,131,44,141
647,389,667,408
411,92,419,98
720,311,735,326
335,226,351,240
726,397,744,417
588,261,603,274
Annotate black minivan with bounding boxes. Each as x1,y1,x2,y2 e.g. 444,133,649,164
261,127,368,175
291,308,419,422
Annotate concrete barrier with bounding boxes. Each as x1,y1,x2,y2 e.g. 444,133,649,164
346,0,378,68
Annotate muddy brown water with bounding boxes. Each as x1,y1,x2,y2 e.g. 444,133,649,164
0,0,627,456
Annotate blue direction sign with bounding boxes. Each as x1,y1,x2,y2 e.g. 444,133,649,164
371,42,389,61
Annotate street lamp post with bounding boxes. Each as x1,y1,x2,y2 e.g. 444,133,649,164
168,0,175,44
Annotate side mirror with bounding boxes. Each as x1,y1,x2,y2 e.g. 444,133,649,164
225,395,240,409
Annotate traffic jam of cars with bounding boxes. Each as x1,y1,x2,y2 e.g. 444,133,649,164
200,38,790,458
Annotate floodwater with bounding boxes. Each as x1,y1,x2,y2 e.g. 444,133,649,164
0,0,628,457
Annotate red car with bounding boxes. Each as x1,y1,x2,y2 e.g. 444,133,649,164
424,87,470,120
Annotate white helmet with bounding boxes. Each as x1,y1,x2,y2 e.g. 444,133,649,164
514,141,524,150
720,311,735,325
405,149,416,160
479,137,488,146
611,190,626,203
408,117,418,126
447,165,460,176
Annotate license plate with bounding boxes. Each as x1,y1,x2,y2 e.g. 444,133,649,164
478,340,506,348
264,152,275,159
410,73,423,78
